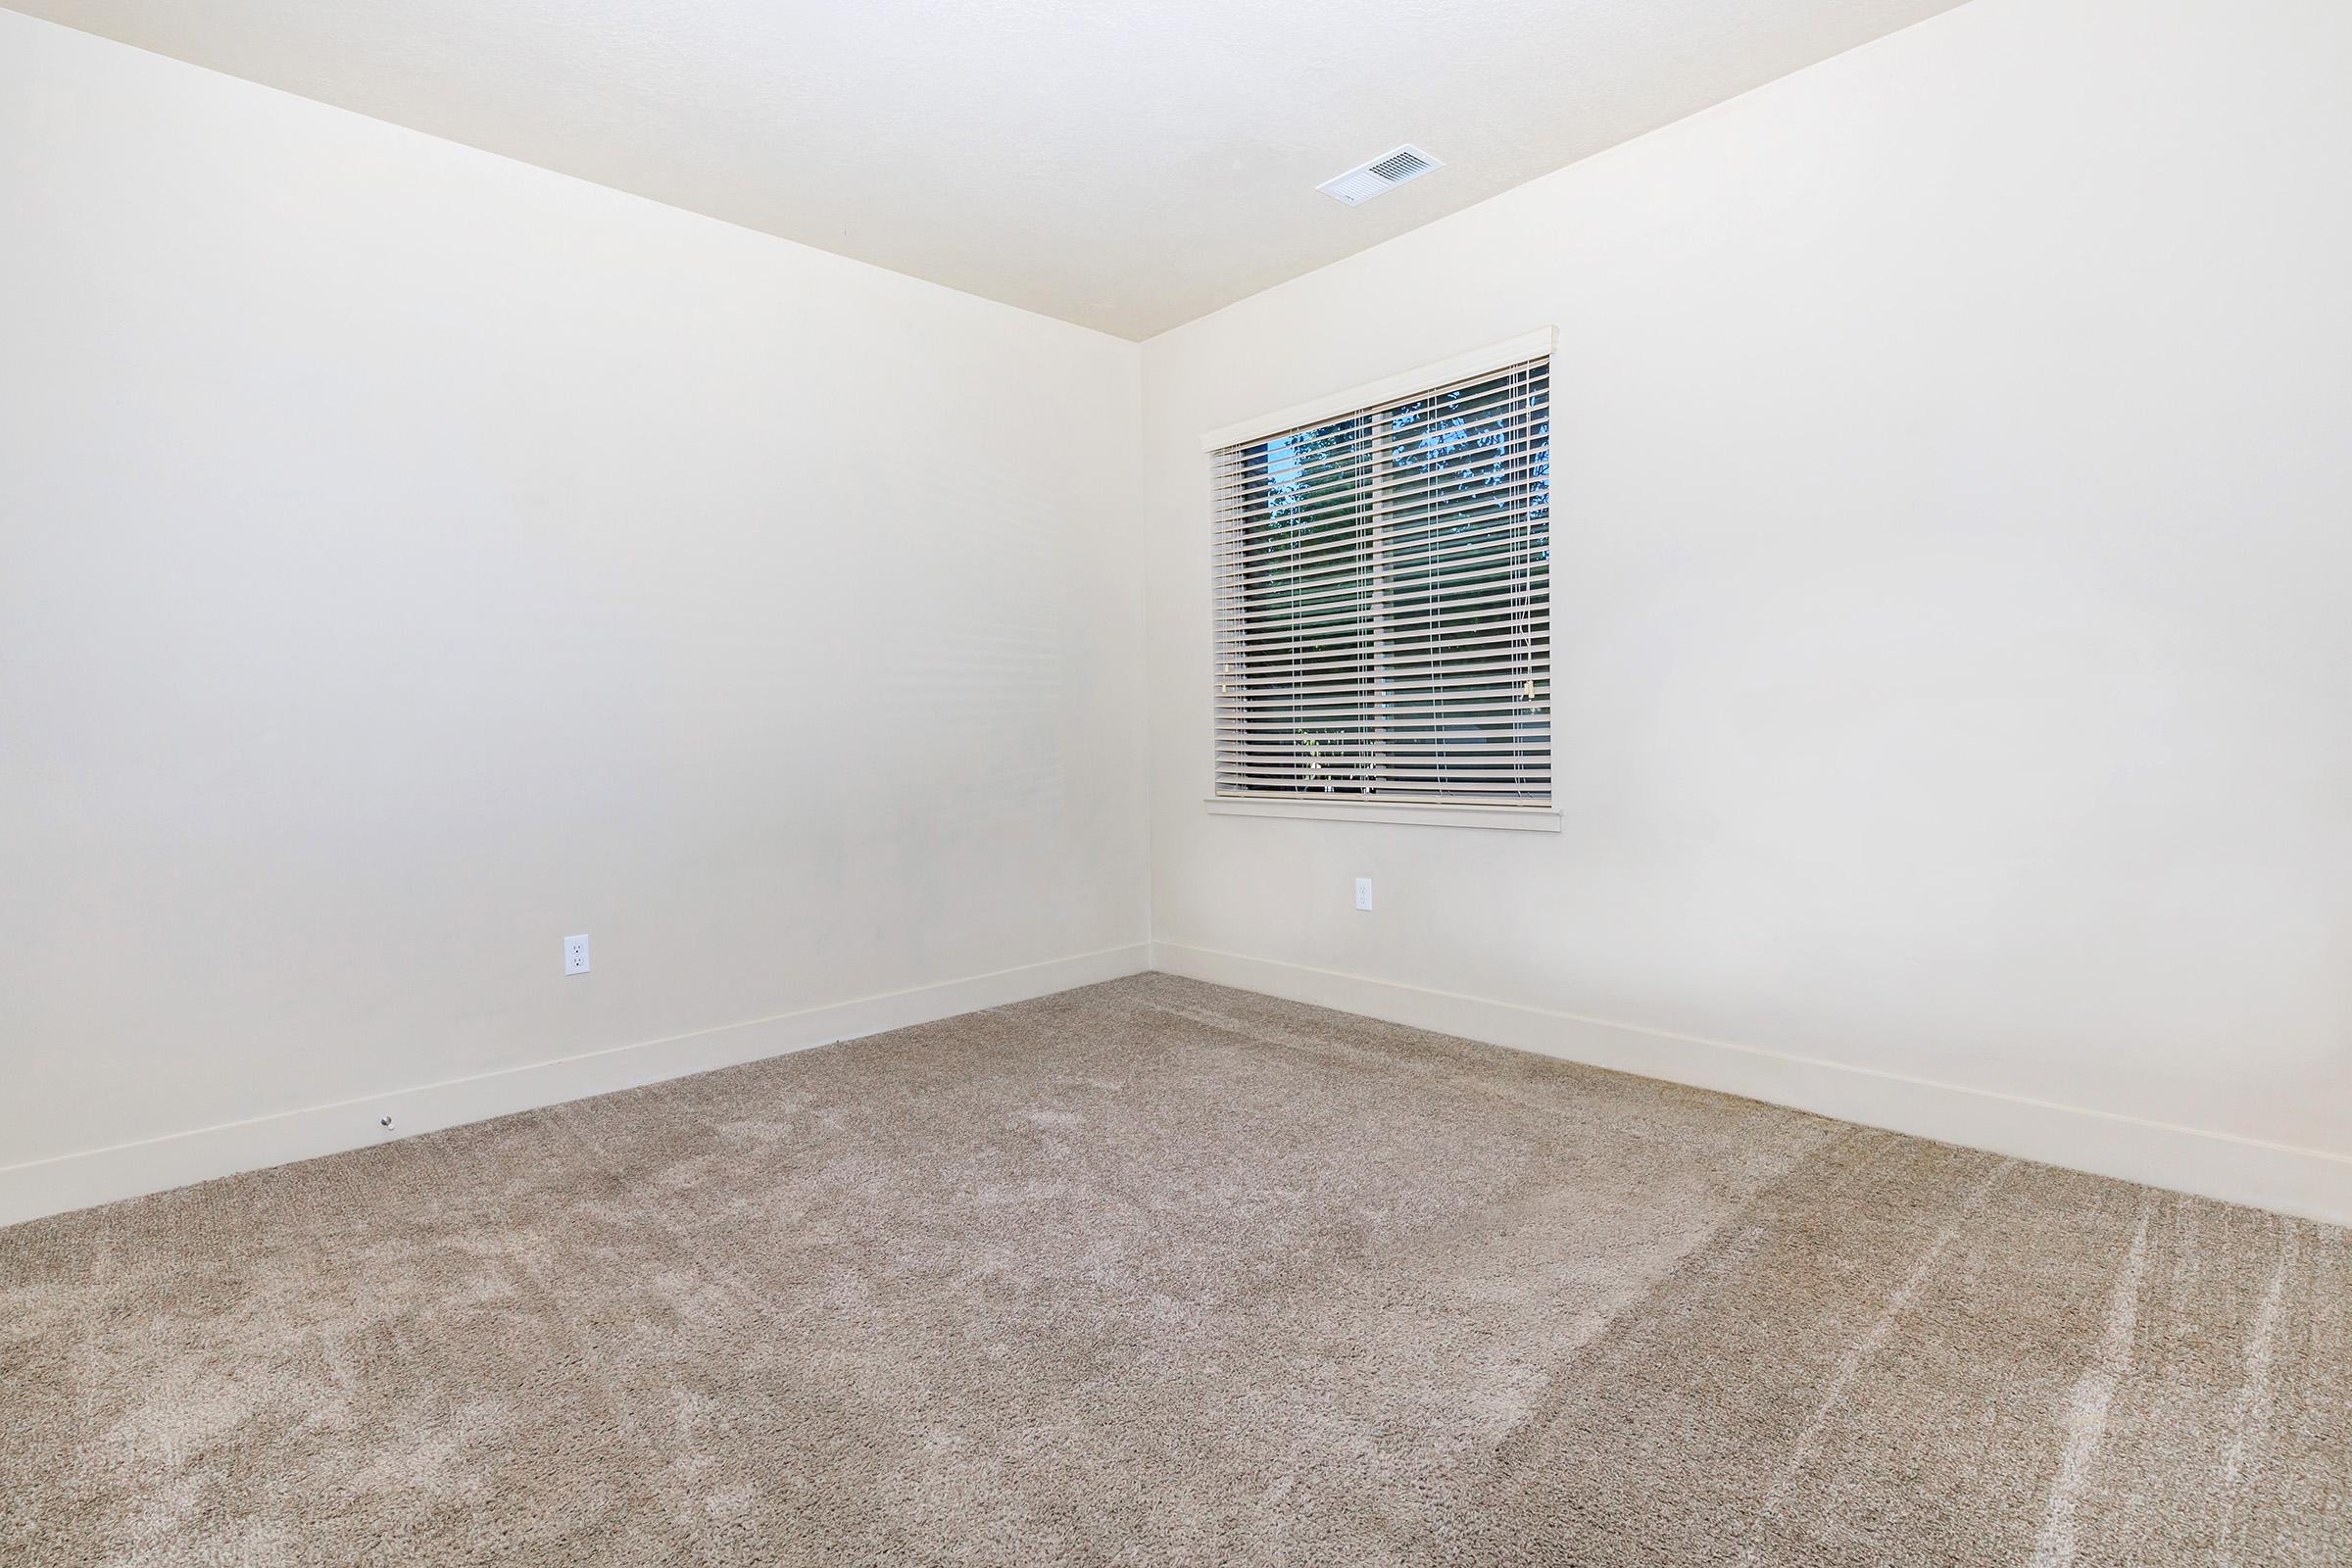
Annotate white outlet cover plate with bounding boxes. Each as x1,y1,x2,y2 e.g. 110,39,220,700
564,934,591,974
1354,878,1374,910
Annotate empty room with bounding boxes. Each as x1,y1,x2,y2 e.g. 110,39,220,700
3,0,2348,1562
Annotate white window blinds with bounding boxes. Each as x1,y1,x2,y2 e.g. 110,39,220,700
1209,351,1551,808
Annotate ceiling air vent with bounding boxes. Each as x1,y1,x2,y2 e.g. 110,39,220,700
1317,144,1443,207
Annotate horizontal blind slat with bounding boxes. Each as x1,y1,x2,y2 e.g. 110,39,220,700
1218,630,1548,674
1214,514,1545,583
1213,582,1549,637
1205,369,1550,500
1212,457,1550,553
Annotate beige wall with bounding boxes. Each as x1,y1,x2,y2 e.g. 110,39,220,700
1142,0,2352,1218
0,12,1148,1214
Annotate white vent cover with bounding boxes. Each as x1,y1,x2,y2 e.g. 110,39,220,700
1316,144,1443,206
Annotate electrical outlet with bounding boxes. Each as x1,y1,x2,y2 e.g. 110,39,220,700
564,933,591,975
1354,877,1374,911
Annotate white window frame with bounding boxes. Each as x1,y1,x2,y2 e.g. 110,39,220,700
1200,329,1562,833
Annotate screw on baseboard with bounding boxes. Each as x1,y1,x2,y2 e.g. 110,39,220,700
379,1115,395,1130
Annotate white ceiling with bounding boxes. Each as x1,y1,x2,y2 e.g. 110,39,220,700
6,0,1973,338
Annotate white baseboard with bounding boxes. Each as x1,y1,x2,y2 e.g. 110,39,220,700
0,944,1152,1231
1152,942,2352,1229
18,940,2344,1234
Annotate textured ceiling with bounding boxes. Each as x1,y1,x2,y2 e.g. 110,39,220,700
5,0,1973,337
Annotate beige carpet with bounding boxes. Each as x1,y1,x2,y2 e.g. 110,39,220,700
3,975,2345,1566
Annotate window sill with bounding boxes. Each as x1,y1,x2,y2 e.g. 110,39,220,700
1202,797,1562,833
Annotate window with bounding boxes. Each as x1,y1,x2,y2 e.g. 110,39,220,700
1206,335,1552,823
